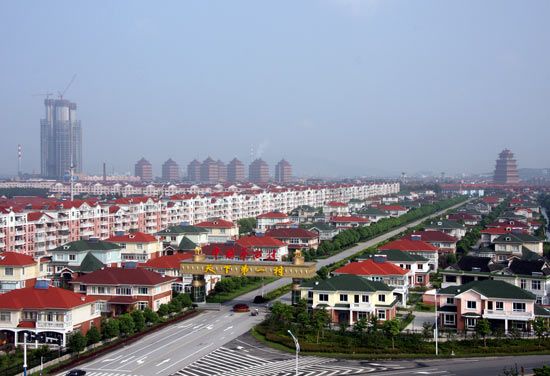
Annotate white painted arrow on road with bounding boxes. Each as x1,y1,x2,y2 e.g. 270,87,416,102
136,356,147,364
156,358,171,367
223,325,233,331
102,355,122,362
120,355,135,363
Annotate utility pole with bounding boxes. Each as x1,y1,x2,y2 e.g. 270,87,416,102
23,333,28,376
287,330,300,376
434,288,439,356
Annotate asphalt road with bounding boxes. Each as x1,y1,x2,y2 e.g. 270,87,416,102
64,199,472,376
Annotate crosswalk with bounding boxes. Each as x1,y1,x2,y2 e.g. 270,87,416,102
172,346,404,376
57,372,142,376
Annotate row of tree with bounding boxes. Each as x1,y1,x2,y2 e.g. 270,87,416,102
67,293,192,353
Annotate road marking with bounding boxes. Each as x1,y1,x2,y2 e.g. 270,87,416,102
156,358,171,366
136,356,147,364
102,355,122,362
155,343,213,374
120,355,135,363
223,325,233,331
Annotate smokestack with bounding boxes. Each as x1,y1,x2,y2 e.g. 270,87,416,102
103,162,107,182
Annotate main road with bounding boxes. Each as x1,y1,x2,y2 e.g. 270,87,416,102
67,199,472,376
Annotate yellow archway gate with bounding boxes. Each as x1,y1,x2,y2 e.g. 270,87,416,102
180,247,318,304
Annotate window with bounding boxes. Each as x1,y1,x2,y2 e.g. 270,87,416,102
378,294,386,302
444,314,455,325
137,244,143,250
362,295,369,303
138,287,149,295
532,280,541,290
466,301,477,310
405,264,411,270
4,268,13,276
307,291,313,299
377,310,386,320
116,287,132,295
536,297,542,305
0,312,11,322
137,302,148,310
520,279,527,289
79,285,86,293
513,302,526,312
466,318,476,329
446,297,455,305
318,293,328,302
98,286,105,294
445,275,456,282
23,311,37,320
496,301,504,311
69,254,76,261
339,294,348,302
21,267,25,275
96,302,107,312
417,275,424,283
358,312,369,320
418,264,424,270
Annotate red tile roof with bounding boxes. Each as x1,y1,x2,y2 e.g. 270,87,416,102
0,252,36,266
266,228,318,239
380,205,407,211
0,286,96,310
379,239,438,252
142,253,193,269
334,259,407,276
326,201,347,207
406,231,458,243
27,212,52,221
17,321,36,328
330,216,370,223
72,267,177,286
481,228,510,235
106,232,158,243
257,212,288,219
195,219,236,229
236,236,286,248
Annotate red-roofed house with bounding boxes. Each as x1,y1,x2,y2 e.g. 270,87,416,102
329,216,370,229
447,213,479,226
256,212,293,232
379,239,439,271
235,236,289,261
0,252,49,293
106,231,162,262
406,231,458,254
71,267,177,315
265,228,319,250
141,253,220,294
195,219,239,243
333,257,410,306
323,202,350,217
0,284,100,347
480,227,512,245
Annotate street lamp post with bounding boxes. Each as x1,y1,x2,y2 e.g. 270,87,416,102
434,288,439,356
287,330,300,376
23,333,28,376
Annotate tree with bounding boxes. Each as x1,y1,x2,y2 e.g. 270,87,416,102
238,218,257,234
143,308,159,324
269,302,294,327
383,319,401,350
86,324,101,345
316,266,329,280
131,310,146,332
532,317,548,345
311,308,330,344
102,319,120,339
294,299,310,332
168,299,183,314
421,322,433,340
534,365,550,376
475,318,491,347
118,314,136,336
68,332,87,353
353,317,368,338
157,304,170,317
176,293,193,308
368,314,379,333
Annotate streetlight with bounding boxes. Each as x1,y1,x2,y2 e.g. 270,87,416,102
287,330,300,376
434,288,438,356
23,333,28,376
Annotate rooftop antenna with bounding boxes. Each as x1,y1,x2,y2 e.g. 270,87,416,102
58,74,77,99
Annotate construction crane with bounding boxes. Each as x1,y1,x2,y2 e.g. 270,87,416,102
58,74,77,100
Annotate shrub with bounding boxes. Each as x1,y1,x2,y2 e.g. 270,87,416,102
143,307,159,324
131,310,146,332
86,324,101,345
68,332,87,353
118,314,136,336
102,319,120,339
157,304,170,317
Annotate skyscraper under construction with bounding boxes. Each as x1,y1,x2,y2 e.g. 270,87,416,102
40,99,82,178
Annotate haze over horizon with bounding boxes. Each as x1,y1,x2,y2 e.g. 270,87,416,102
1,1,549,178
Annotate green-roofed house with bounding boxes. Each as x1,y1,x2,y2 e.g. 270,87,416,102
299,274,398,325
356,207,389,222
435,279,538,333
304,222,340,241
493,233,543,258
359,250,431,287
157,225,208,248
425,219,467,240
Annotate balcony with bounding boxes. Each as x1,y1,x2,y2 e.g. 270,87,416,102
350,302,374,312
483,309,534,320
36,320,72,330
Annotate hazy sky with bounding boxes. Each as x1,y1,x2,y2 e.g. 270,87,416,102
1,0,549,178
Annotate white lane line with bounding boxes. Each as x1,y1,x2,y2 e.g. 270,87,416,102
136,355,147,364
156,358,171,366
155,343,213,374
102,355,123,362
119,355,135,363
223,325,233,331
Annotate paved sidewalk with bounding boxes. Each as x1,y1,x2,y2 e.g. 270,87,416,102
405,310,436,332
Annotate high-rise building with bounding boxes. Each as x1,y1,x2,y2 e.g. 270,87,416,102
275,159,292,183
200,157,219,183
135,158,153,181
217,160,227,182
493,149,519,184
162,158,180,181
187,159,201,182
227,158,245,183
249,158,269,184
40,99,82,178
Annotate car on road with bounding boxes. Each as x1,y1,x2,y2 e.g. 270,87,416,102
65,370,86,376
233,303,250,312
